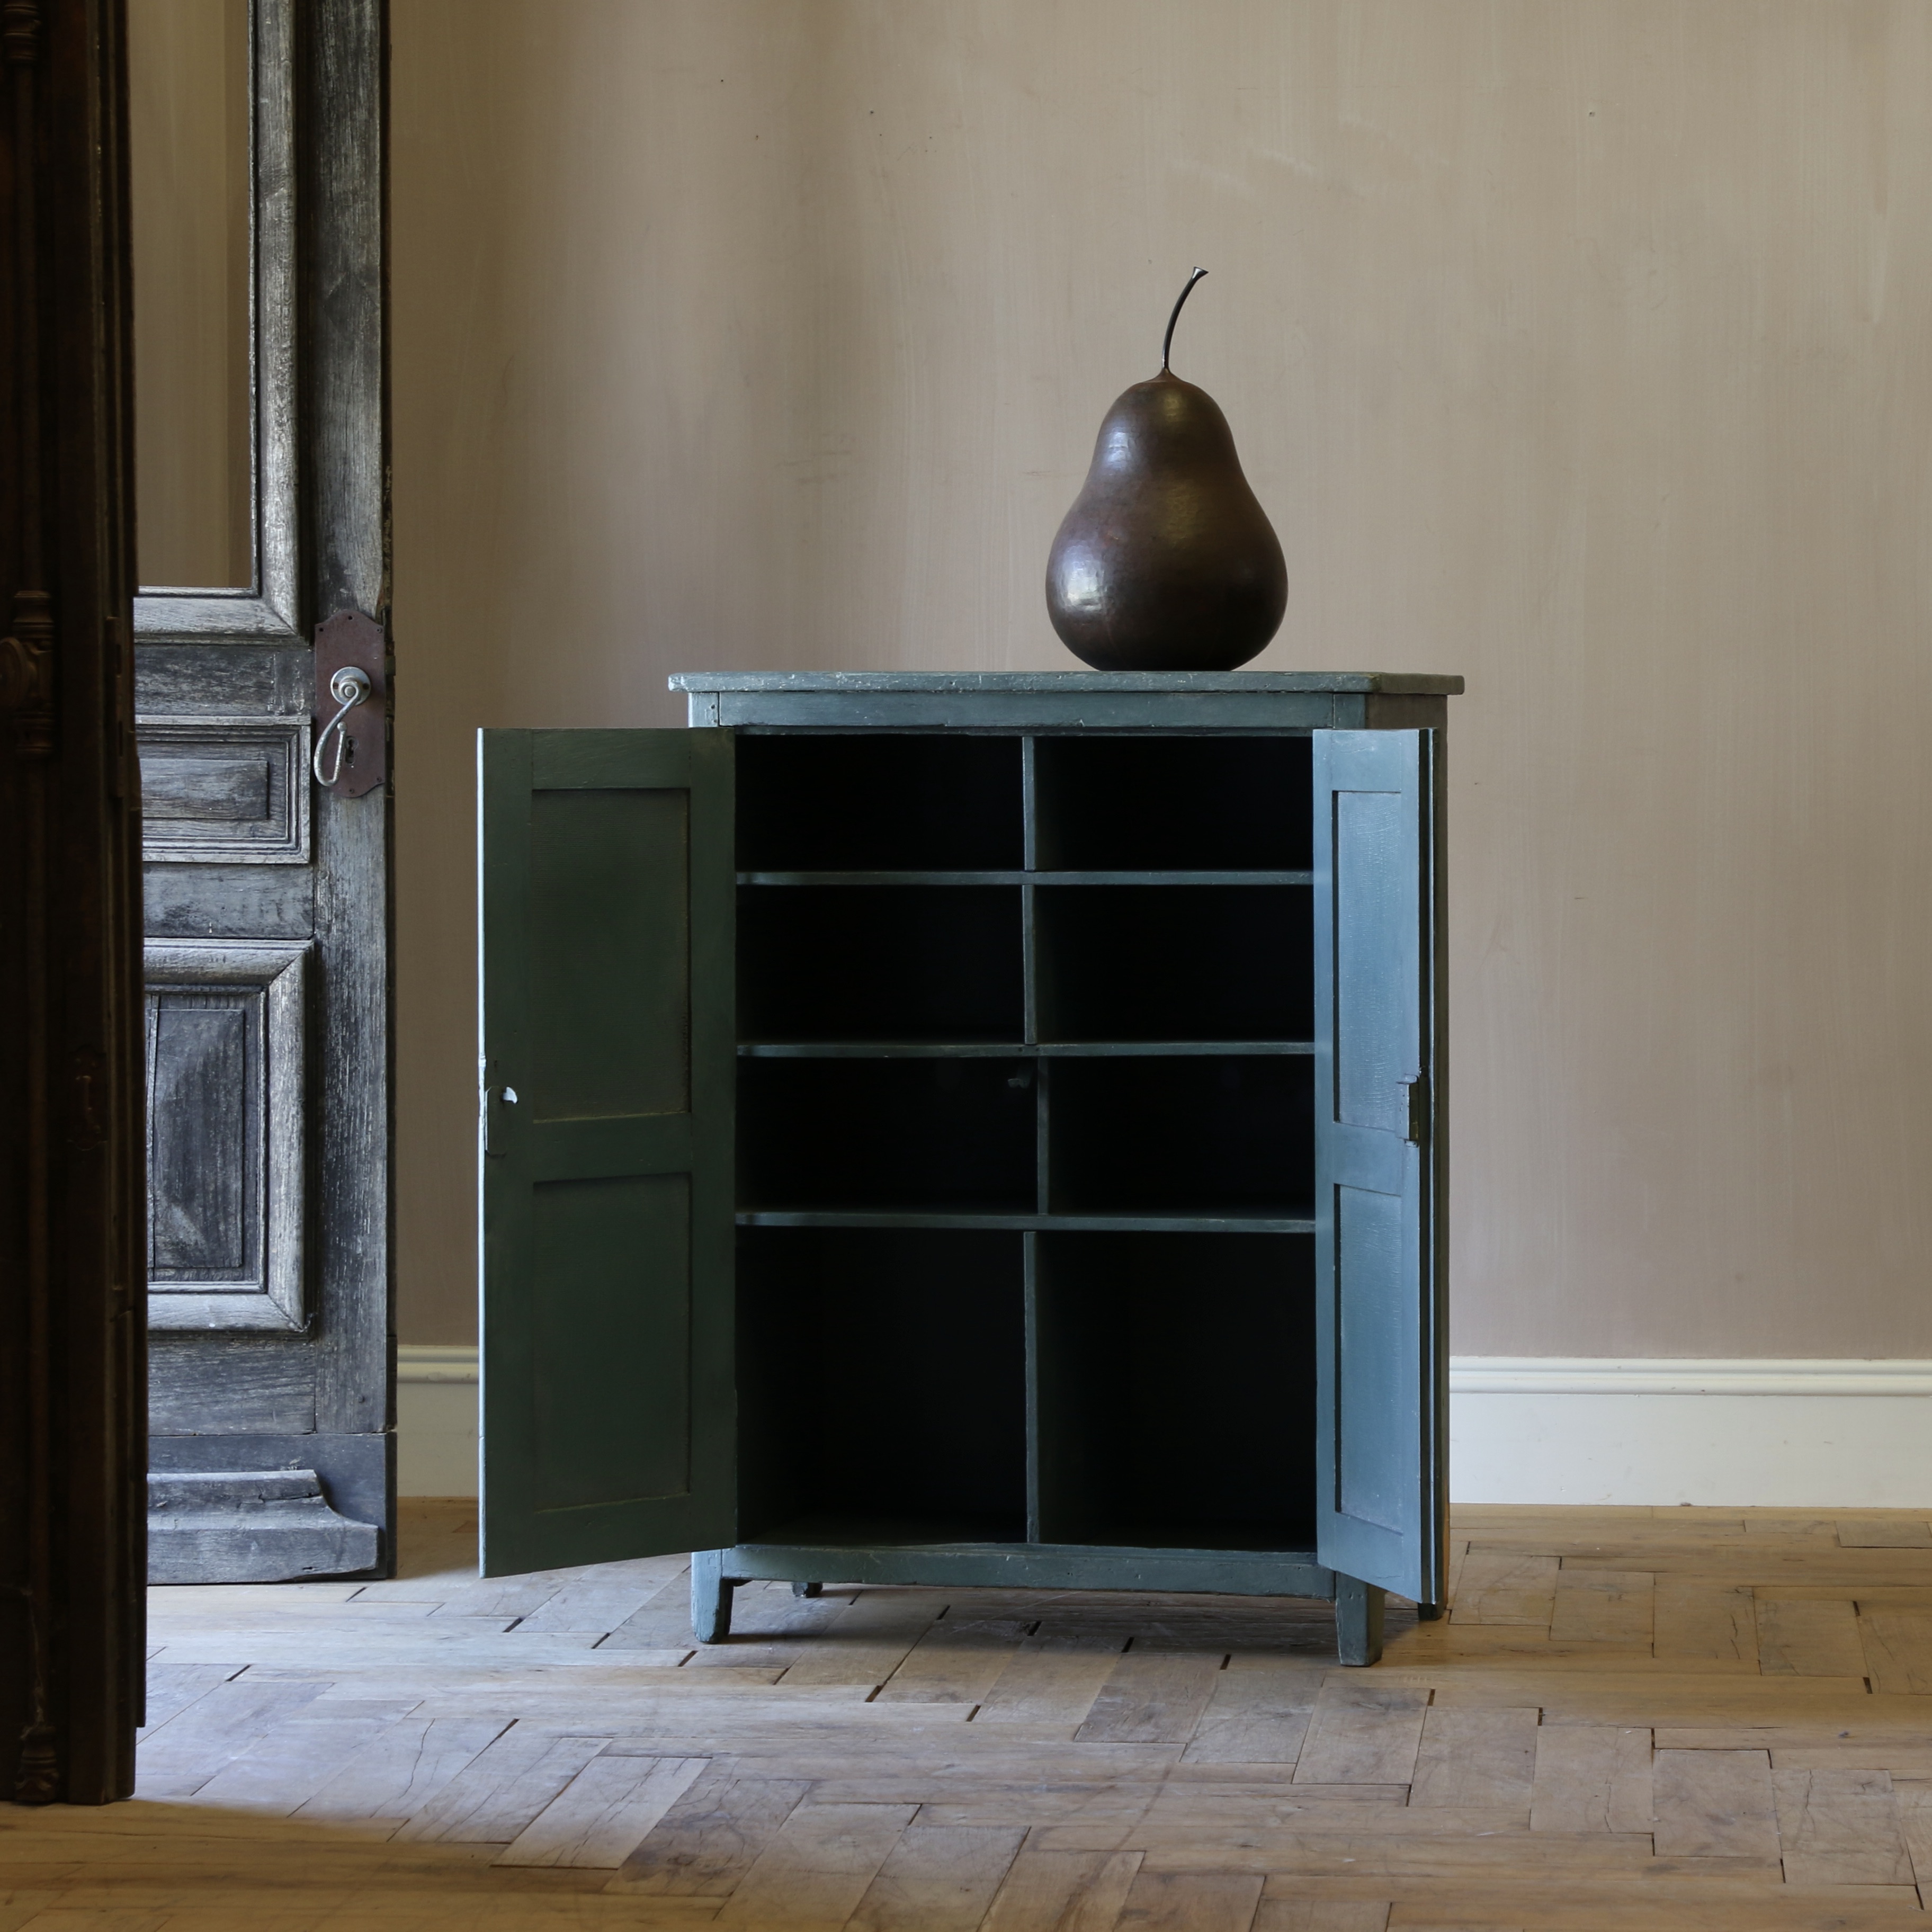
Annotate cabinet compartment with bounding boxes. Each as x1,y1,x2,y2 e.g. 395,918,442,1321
737,1228,1027,1543
1034,1232,1316,1550
1034,735,1310,872
739,887,1023,1043
1048,1056,1313,1218
1035,885,1311,1043
737,732,1023,871
738,1057,1037,1213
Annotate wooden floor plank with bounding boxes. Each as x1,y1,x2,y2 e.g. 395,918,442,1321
187,1701,424,1814
1888,1777,1932,1891
1653,1580,1757,1666
1837,1520,1932,1550
293,1713,514,1824
1651,1747,1781,1861
709,1800,918,1929
1075,1652,1226,1746
392,1729,612,1844
136,1663,240,1743
1548,1569,1654,1648
1408,1707,1537,1809
972,1629,1125,1728
767,1590,951,1690
132,1677,332,1800
1446,1554,1557,1627
1859,1611,1932,1695
1181,1658,1327,1766
1294,1683,1430,1786
495,1753,709,1868
980,1847,1144,1932
1138,1834,1657,1877
1527,1724,1652,1833
873,1614,1036,1707
1253,1903,1390,1931
1770,1766,1912,1885
603,1765,808,1897
843,1821,1026,1930
1113,1868,1266,1931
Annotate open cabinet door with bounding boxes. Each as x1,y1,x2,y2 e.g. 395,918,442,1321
478,729,736,1576
1312,729,1445,1607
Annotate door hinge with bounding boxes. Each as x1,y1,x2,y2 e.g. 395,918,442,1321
1404,1075,1430,1146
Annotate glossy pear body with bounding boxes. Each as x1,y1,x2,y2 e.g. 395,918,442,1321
1045,371,1286,671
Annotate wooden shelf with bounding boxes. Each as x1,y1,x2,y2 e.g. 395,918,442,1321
736,1210,1317,1233
740,869,1312,886
738,1040,1314,1058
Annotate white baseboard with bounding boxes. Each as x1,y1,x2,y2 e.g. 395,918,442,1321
398,1345,479,1497
1450,1358,1932,1508
394,1347,1932,1509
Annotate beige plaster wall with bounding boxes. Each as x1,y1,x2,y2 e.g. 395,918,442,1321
392,0,1932,1356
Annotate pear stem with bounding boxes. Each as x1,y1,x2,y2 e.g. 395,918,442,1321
1161,267,1209,373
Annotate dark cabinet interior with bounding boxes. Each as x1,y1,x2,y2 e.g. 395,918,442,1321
733,731,1319,1557
737,1228,1028,1546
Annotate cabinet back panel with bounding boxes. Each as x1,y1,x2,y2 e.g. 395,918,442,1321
737,1228,1027,1542
736,733,1023,871
1034,1232,1315,1549
1034,735,1310,872
739,886,1023,1042
739,1058,1036,1212
1035,885,1311,1043
1049,1056,1314,1217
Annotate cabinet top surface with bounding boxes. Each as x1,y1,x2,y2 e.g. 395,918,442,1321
669,670,1464,696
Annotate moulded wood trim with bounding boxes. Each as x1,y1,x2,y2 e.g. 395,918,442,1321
1452,1357,1932,1397
397,1343,478,1384
133,0,300,641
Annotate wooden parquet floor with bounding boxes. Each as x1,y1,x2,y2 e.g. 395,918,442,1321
12,1506,1932,1927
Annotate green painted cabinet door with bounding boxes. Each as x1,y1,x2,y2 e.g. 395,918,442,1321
477,729,736,1576
1311,729,1444,1607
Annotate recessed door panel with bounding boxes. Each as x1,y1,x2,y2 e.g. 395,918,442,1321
144,942,307,1332
532,1173,692,1511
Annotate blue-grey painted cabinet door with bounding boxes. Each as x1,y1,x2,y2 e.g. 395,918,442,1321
1312,729,1444,1606
478,729,736,1576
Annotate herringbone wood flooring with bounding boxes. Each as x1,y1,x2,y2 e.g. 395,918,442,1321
10,1504,1932,1926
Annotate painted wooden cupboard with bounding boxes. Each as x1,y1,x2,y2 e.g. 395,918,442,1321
478,672,1459,1665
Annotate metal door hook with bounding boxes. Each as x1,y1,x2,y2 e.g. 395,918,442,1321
312,666,372,787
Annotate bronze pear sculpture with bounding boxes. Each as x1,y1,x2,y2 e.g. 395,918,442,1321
1045,270,1287,671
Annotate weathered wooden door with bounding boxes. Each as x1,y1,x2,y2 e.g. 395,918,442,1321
477,729,738,1577
135,0,392,1581
1312,729,1445,1607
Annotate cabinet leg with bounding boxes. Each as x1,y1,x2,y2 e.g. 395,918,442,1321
1335,1575,1385,1666
792,1580,822,1598
691,1550,736,1643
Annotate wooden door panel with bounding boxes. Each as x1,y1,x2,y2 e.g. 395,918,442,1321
136,0,390,1581
1312,728,1443,1607
479,728,736,1576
